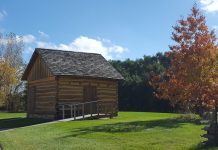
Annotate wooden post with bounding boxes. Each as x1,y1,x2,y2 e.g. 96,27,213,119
70,104,73,118
90,103,92,117
105,104,108,116
97,102,99,117
62,105,65,119
109,103,112,118
82,103,85,119
74,105,76,120
109,103,112,119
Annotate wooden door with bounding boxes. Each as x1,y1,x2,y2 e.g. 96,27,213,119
83,86,97,102
83,86,97,114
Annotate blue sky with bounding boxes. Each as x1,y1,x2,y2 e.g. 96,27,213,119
0,0,218,62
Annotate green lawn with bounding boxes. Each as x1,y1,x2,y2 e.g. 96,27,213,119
0,112,217,150
0,112,25,119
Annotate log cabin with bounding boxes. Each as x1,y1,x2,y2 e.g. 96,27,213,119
22,48,123,120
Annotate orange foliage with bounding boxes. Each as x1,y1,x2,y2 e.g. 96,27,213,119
150,5,218,110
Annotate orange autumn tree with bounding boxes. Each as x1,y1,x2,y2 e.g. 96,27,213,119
150,5,218,113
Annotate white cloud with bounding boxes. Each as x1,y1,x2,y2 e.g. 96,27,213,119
35,36,127,59
0,10,7,21
38,30,49,38
22,34,36,43
200,0,218,12
22,33,127,59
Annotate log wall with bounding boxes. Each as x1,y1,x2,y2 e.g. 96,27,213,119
26,54,56,119
57,76,118,114
27,77,57,119
58,76,118,102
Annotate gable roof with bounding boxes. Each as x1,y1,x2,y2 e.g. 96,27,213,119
22,48,123,80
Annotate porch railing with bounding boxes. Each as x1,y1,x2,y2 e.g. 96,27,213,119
58,100,116,120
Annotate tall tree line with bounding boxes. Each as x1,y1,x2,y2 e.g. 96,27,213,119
110,53,174,112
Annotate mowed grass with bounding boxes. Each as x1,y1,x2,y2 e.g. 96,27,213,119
0,112,217,150
0,112,25,119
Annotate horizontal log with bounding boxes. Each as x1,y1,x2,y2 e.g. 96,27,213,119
58,81,81,86
58,88,83,91
35,103,55,106
31,86,56,91
59,95,83,99
34,96,56,100
35,101,55,105
36,92,56,96
35,82,56,85
37,95,56,99
59,96,83,100
80,82,90,86
90,83,98,86
35,105,55,109
28,77,56,84
59,78,116,84
59,93,83,96
98,100,116,103
98,97,116,100
58,81,117,89
98,98,116,101
58,99,82,102
35,100,55,104
35,83,56,87
59,90,82,93
97,91,116,95
36,89,56,93
97,95,116,98
97,87,117,90
58,85,82,89
35,104,55,108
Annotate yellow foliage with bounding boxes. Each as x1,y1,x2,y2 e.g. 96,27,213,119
0,61,17,106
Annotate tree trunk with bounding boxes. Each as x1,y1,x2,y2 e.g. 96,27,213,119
199,99,204,117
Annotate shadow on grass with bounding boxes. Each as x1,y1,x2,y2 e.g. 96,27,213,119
0,117,50,130
190,142,218,150
61,117,201,138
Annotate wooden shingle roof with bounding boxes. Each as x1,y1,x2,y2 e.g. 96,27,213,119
22,48,123,80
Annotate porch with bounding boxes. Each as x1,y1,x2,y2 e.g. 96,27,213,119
57,100,117,120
